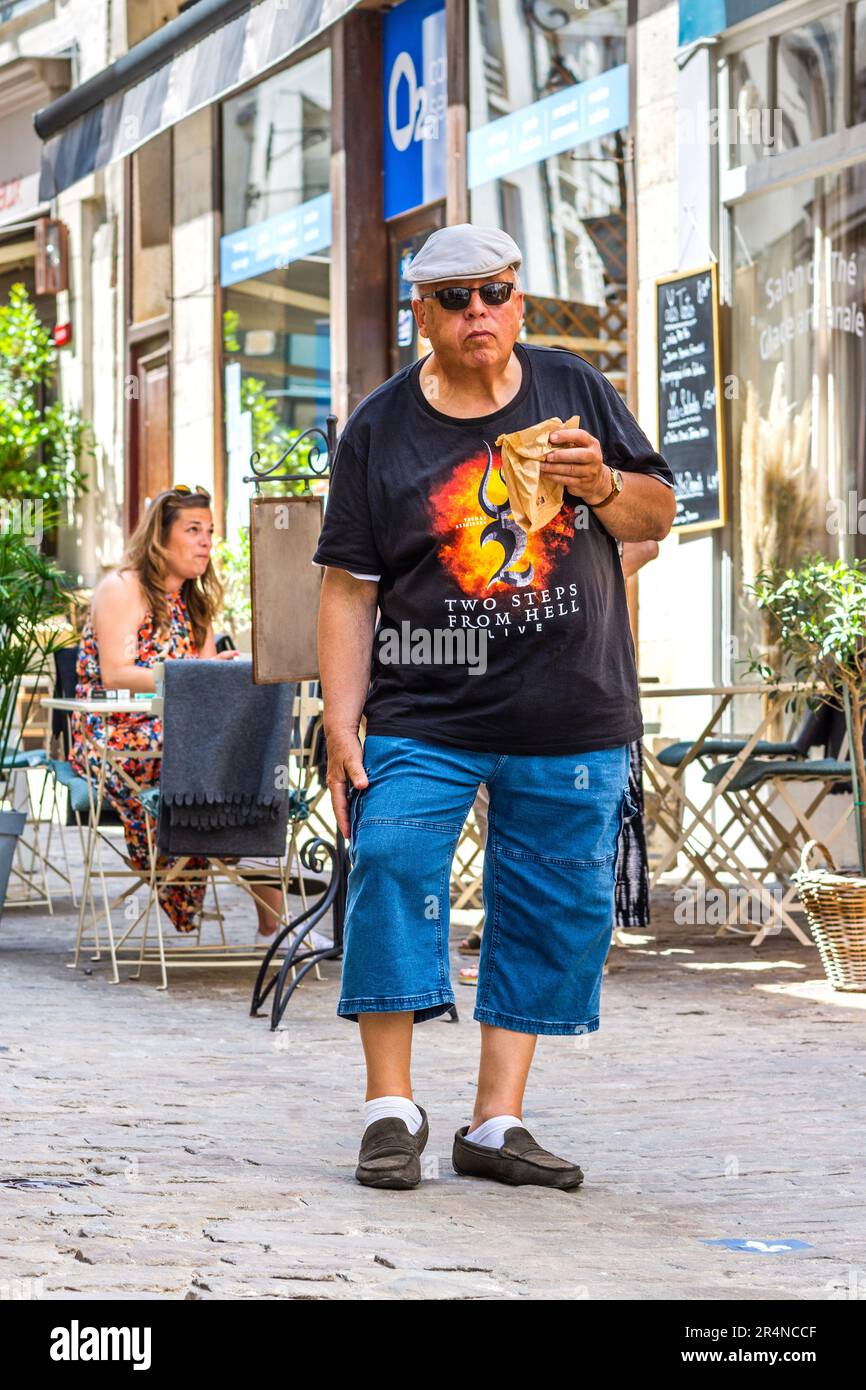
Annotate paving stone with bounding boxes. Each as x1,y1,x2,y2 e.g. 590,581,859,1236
1,836,864,1299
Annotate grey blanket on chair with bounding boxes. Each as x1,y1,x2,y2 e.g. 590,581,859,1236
156,658,296,856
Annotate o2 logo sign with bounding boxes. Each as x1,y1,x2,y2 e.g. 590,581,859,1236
387,48,446,151
383,0,447,217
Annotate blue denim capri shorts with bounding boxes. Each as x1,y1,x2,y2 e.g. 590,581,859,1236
339,735,638,1036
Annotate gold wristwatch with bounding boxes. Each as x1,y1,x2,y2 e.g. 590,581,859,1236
589,465,623,509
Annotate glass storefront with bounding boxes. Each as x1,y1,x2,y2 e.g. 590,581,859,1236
731,166,866,660
775,12,842,150
724,5,866,670
728,43,768,168
220,49,332,534
468,0,629,392
857,0,866,124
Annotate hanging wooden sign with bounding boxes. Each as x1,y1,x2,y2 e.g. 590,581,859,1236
249,494,324,683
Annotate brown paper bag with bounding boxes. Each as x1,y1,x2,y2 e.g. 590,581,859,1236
495,413,581,532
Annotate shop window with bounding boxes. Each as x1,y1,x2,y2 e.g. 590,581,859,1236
220,50,331,533
499,180,526,259
130,130,171,325
477,0,507,106
775,14,842,151
469,0,629,394
0,0,44,23
222,50,330,236
729,166,866,669
727,43,769,168
855,0,866,126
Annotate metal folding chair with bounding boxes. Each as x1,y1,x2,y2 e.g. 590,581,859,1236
701,708,855,946
3,662,79,913
641,684,832,942
2,747,56,911
679,702,839,883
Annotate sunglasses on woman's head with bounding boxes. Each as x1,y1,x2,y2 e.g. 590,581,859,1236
172,483,211,501
420,281,516,311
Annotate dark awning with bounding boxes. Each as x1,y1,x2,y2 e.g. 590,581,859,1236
35,0,363,198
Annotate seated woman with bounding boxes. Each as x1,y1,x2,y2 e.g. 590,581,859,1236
69,485,283,942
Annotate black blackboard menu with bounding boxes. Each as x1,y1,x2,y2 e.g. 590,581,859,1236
656,263,726,532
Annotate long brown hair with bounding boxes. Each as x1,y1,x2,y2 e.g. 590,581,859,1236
119,490,223,652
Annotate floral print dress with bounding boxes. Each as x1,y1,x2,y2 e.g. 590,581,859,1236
69,588,208,933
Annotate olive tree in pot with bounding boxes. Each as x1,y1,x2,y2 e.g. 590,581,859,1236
0,526,74,920
746,555,866,989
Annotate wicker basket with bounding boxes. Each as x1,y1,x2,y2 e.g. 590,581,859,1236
793,840,866,991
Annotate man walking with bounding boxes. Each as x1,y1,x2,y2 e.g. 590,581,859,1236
313,224,676,1190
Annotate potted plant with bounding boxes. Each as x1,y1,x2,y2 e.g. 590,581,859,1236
0,282,89,508
746,554,866,989
0,525,74,920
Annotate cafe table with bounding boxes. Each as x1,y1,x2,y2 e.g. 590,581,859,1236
43,696,285,987
42,692,342,993
638,680,830,944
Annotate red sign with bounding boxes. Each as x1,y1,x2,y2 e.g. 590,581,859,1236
53,322,73,348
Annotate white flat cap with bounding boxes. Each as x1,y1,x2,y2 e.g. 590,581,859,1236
405,223,523,285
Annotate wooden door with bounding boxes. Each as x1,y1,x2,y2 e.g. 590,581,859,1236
127,339,171,533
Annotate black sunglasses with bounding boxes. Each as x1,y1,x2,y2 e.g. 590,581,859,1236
172,483,212,501
420,281,516,312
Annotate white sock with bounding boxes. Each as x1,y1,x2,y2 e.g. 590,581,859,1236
465,1114,523,1148
364,1095,423,1135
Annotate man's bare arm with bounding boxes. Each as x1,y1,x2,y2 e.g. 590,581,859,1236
318,566,379,838
581,471,676,543
541,427,676,542
620,539,660,579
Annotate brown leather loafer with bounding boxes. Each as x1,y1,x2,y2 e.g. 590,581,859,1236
452,1124,584,1190
355,1106,430,1189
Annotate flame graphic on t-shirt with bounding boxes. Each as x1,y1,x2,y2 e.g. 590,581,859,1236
429,450,575,597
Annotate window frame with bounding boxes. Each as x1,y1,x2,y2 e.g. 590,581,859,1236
718,0,866,212
712,0,866,684
216,32,335,513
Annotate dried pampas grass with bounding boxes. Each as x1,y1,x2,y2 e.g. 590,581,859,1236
740,361,816,587
739,362,818,734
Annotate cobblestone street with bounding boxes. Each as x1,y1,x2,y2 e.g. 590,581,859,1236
1,836,865,1302
7,0,866,1326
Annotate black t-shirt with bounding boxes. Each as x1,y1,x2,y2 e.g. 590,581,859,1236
312,342,675,755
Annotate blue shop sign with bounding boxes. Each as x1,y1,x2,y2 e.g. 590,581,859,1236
680,0,778,45
220,192,332,288
383,0,447,219
468,64,629,190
